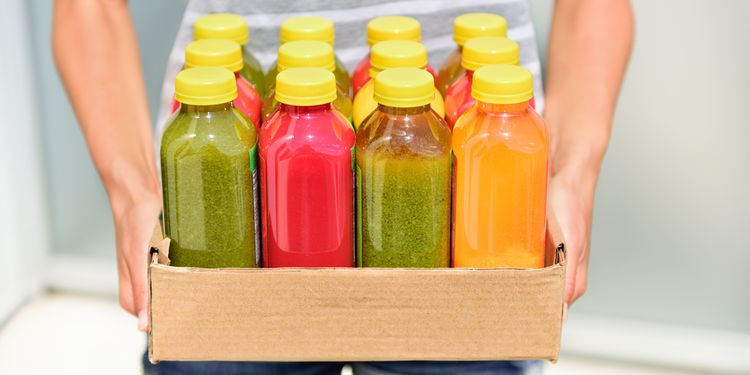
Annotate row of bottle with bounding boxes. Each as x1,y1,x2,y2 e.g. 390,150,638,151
183,13,521,130
160,13,547,270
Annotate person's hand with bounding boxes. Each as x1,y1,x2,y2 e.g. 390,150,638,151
111,183,161,332
547,163,596,320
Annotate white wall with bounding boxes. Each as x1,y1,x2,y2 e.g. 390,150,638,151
0,0,47,323
530,0,750,333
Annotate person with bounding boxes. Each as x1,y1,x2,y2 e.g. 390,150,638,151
52,0,634,374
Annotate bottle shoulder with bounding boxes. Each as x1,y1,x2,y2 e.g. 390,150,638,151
356,110,451,158
260,109,355,150
452,108,548,151
162,108,256,151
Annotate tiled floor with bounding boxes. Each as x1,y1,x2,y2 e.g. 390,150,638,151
0,292,696,375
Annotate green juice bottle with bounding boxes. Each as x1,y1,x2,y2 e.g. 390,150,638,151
356,68,452,267
161,67,259,268
194,13,267,98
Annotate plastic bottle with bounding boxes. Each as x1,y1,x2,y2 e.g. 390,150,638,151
356,68,451,267
194,13,266,98
262,41,353,124
266,16,351,97
260,68,355,267
352,40,445,129
351,16,437,96
161,67,259,268
436,13,507,97
171,39,261,129
452,65,548,268
444,36,519,128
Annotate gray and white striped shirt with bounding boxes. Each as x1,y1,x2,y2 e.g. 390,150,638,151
157,0,544,130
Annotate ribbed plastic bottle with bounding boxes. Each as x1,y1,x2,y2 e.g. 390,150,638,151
161,67,259,268
351,16,437,96
352,40,444,129
356,68,451,267
194,13,266,98
260,68,355,267
452,65,548,268
171,39,261,129
262,41,353,124
444,36,520,128
266,16,351,97
436,13,507,96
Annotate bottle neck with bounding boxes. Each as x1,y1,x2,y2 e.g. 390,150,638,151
179,101,233,114
465,69,474,80
475,100,529,113
377,103,431,115
279,102,333,115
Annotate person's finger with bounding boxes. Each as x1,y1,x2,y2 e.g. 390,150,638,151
572,246,590,303
564,245,579,306
118,262,135,314
128,216,158,332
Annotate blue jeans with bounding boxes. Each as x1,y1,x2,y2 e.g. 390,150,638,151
143,352,542,375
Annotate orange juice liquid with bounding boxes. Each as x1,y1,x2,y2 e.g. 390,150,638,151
452,101,548,268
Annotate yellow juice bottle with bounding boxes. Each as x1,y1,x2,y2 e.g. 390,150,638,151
452,65,548,268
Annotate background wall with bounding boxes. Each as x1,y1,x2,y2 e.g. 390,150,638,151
24,0,750,339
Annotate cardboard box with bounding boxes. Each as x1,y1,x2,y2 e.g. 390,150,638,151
148,216,566,363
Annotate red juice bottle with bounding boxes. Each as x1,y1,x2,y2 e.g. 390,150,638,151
260,67,355,267
171,39,261,129
444,36,520,129
351,16,437,96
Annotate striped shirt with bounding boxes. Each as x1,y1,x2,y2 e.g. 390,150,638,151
156,0,544,131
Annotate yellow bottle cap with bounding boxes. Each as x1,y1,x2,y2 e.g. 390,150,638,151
279,16,335,45
461,36,520,71
194,14,249,45
453,13,507,46
471,65,533,104
277,40,336,72
184,39,243,72
369,40,427,78
275,67,337,106
367,16,422,47
175,67,237,106
374,68,434,108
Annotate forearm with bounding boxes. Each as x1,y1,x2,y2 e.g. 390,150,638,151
52,0,159,213
544,0,634,196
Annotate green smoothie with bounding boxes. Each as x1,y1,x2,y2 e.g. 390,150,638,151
357,154,451,267
355,68,452,268
161,68,259,268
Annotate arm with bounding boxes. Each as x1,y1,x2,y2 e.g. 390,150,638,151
543,0,634,314
52,0,161,331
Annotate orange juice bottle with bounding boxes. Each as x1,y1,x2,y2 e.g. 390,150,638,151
452,65,548,268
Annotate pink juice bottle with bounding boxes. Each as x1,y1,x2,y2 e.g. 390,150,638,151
351,16,436,96
260,67,355,267
171,39,261,129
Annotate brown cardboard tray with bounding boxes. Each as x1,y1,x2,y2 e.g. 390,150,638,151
148,217,565,363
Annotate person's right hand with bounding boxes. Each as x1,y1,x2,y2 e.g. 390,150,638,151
111,187,161,332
